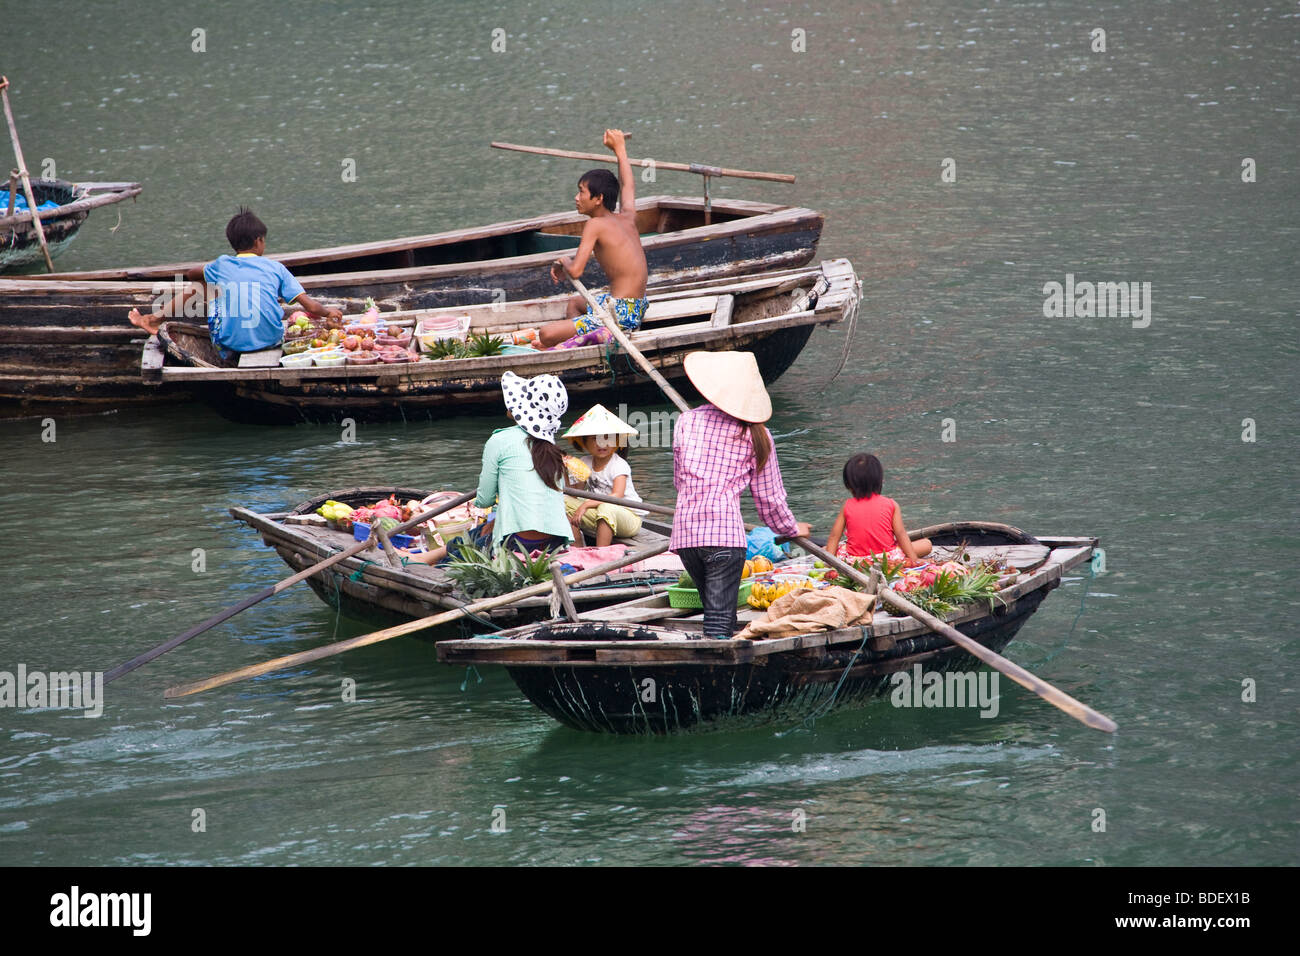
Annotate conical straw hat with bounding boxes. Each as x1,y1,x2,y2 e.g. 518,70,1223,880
562,403,638,438
683,351,772,423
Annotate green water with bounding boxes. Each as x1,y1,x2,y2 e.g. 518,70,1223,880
1,0,1296,866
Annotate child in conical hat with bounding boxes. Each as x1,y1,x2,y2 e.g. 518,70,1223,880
671,351,811,639
562,403,645,546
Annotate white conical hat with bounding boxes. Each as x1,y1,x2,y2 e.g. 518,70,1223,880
562,403,638,438
683,350,772,423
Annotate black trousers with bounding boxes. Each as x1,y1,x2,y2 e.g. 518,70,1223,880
676,546,748,637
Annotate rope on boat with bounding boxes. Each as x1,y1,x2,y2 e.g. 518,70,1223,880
349,560,376,582
799,625,872,730
1035,557,1097,665
602,338,640,387
459,665,483,692
822,277,862,389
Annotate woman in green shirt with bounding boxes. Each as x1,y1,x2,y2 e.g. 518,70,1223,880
477,371,574,555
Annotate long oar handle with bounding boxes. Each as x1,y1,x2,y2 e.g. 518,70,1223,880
0,77,53,271
791,536,1118,734
566,487,674,517
104,489,479,684
163,540,672,699
491,141,795,183
568,277,692,414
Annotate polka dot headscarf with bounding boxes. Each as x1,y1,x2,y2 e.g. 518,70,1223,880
500,371,569,443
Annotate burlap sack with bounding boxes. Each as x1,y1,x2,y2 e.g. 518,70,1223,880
736,585,876,640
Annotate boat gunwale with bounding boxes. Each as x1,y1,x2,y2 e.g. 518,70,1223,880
148,259,858,385
231,491,678,614
435,539,1097,666
24,195,818,283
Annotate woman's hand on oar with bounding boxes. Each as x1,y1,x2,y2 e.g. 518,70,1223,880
103,489,479,684
162,540,671,699
791,535,1118,734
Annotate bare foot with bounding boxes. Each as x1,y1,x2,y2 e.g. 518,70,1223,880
128,308,163,334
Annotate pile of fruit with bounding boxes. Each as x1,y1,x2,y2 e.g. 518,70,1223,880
740,555,774,579
423,331,507,361
317,494,423,532
748,577,816,609
316,500,355,524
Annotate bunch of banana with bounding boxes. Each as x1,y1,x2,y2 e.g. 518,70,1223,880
316,500,355,523
747,578,815,609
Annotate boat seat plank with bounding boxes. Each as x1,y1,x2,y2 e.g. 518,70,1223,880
238,347,284,368
641,295,719,325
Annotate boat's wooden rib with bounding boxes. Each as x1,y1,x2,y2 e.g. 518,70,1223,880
434,525,1099,733
143,258,861,424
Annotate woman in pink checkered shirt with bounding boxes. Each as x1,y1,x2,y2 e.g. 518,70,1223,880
670,351,812,638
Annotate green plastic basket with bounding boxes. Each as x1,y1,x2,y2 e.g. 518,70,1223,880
666,580,753,609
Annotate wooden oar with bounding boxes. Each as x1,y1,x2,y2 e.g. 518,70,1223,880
163,540,671,698
567,486,674,517
103,489,478,684
0,77,54,271
568,277,693,414
491,141,795,183
791,536,1118,733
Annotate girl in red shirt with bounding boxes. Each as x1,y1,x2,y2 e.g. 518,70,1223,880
825,453,932,565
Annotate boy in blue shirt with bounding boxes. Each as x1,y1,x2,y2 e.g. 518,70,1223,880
128,207,341,356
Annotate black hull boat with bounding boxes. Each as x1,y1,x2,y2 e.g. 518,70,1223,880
437,524,1097,733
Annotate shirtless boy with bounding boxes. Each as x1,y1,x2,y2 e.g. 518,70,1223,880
537,129,649,348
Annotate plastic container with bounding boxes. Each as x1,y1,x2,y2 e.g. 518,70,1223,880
501,343,537,356
428,518,472,548
346,352,380,365
313,350,346,367
379,351,413,364
374,328,412,347
667,580,753,610
352,522,417,549
416,314,472,349
279,353,314,368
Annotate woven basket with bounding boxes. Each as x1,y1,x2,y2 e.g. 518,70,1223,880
666,580,753,609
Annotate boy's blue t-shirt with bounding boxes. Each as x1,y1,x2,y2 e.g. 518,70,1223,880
202,254,305,353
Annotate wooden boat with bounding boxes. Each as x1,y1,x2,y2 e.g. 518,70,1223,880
1,178,142,272
436,524,1098,733
233,487,683,633
143,258,861,424
0,196,821,419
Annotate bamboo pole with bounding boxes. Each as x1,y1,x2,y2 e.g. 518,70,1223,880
791,535,1118,734
491,141,795,183
0,77,54,271
568,276,693,414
